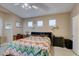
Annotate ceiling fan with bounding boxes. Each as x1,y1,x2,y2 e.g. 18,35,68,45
14,3,49,11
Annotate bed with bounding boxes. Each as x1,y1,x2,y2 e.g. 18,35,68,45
4,36,52,56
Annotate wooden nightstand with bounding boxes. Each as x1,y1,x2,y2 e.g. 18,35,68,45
13,34,26,40
53,36,65,47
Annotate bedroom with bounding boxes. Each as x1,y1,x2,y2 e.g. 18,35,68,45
0,3,79,56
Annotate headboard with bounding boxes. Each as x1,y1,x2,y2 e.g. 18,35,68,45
31,32,53,45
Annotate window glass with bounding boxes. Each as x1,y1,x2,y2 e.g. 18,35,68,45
49,20,56,27
16,22,21,27
37,20,43,27
28,21,33,27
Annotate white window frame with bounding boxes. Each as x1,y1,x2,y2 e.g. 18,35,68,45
37,20,43,27
5,24,12,29
49,19,56,27
16,22,21,28
27,21,33,28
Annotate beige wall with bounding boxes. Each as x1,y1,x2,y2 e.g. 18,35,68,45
71,4,79,17
0,11,23,44
11,14,23,35
23,13,72,39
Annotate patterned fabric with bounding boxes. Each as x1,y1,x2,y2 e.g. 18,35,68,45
4,36,51,56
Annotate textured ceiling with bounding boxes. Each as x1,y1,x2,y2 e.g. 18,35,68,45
0,3,75,18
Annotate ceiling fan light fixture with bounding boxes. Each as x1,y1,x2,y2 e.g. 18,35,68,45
14,3,38,10
32,5,38,9
24,3,29,7
28,6,31,8
21,5,25,8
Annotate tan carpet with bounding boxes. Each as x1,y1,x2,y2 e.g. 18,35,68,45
53,47,76,56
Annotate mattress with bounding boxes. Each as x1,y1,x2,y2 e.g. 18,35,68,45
4,36,51,56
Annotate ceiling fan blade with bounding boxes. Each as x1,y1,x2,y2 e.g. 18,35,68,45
30,3,49,11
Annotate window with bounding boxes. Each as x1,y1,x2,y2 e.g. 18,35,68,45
49,20,56,27
5,24,12,29
37,20,43,27
16,22,21,28
28,21,33,27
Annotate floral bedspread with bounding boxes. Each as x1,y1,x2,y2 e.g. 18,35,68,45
4,36,51,56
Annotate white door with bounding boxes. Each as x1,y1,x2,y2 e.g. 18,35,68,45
0,17,3,37
0,17,3,44
72,15,79,55
4,17,13,43
5,29,13,43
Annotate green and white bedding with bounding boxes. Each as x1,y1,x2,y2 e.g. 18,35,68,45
4,36,51,56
